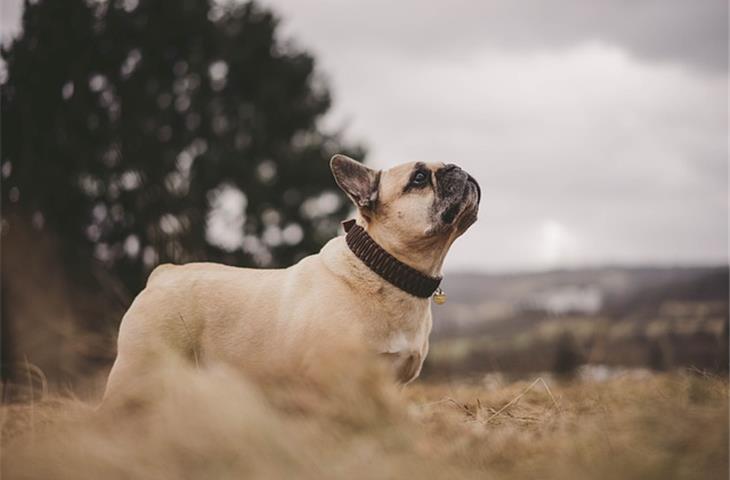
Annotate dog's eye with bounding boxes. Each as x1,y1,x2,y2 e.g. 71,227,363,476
411,171,429,186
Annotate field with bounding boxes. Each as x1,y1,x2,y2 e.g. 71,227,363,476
2,265,727,479
1,356,727,479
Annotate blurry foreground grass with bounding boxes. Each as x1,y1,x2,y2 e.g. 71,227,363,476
1,356,727,479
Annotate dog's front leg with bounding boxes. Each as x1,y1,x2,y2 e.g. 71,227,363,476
380,351,422,384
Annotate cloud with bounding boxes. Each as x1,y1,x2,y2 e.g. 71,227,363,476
267,0,728,73
370,44,727,271
261,1,727,271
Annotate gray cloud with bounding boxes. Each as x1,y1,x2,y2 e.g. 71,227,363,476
264,0,727,271
268,0,728,73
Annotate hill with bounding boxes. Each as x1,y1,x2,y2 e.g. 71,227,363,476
426,266,728,377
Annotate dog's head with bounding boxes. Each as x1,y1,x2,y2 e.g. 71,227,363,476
330,154,480,274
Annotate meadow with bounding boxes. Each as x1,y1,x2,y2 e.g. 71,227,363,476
2,355,727,479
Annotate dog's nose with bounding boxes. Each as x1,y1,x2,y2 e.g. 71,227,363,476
467,173,482,203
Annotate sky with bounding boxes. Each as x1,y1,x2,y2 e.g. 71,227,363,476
259,0,729,272
1,0,728,272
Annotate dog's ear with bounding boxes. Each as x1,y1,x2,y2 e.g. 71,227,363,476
330,154,380,211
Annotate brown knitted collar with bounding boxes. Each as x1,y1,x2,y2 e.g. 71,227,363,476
342,219,442,299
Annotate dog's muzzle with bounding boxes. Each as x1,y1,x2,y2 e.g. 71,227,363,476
435,164,480,225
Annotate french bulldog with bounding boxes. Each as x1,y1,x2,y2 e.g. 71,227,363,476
103,155,480,401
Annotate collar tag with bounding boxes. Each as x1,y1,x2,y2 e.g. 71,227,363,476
432,288,447,305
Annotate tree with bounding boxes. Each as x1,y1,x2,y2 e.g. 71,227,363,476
553,332,583,378
647,339,667,371
1,0,364,294
719,316,728,373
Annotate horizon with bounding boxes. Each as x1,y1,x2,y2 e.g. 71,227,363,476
444,261,728,276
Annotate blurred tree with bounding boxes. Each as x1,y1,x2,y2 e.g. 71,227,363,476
719,316,728,373
647,339,667,371
1,0,364,294
552,332,583,378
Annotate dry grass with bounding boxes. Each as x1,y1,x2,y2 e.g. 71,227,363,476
1,355,727,480
407,372,728,479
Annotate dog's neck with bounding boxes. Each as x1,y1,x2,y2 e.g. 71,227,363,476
341,220,441,298
318,236,433,303
318,220,454,302
363,221,453,278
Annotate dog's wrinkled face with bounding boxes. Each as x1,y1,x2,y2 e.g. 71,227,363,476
330,155,480,271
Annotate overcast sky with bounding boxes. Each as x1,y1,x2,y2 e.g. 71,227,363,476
261,0,729,272
2,0,727,272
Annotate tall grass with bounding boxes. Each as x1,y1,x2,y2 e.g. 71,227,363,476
2,353,727,479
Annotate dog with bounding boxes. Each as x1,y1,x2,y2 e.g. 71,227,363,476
103,155,480,401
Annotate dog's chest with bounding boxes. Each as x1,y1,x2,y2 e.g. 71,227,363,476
381,309,431,356
384,331,420,354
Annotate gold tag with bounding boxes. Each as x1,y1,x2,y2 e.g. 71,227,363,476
432,288,447,305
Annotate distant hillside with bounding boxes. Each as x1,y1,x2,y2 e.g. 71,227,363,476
425,266,728,377
434,266,728,338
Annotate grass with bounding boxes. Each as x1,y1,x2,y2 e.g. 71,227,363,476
1,355,727,480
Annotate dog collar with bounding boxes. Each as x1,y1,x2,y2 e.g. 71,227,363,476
342,219,443,299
